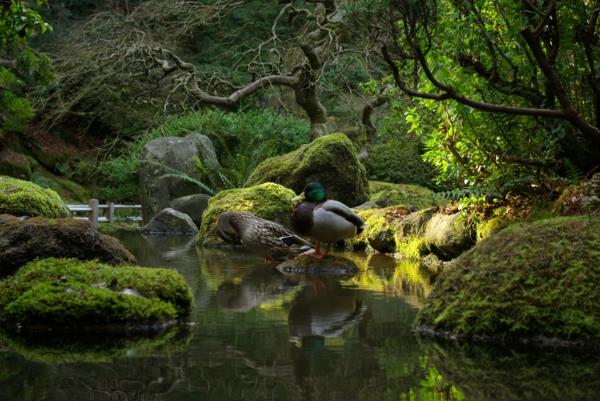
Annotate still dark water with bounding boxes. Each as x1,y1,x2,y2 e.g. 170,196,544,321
1,233,600,401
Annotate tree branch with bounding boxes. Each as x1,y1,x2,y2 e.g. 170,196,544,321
382,45,567,118
0,58,16,70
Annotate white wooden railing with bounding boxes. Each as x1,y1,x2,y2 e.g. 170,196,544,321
66,199,142,226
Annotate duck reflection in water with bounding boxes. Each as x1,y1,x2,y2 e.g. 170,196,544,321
288,277,366,346
215,267,301,312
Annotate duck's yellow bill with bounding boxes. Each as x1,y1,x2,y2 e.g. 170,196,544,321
292,192,306,203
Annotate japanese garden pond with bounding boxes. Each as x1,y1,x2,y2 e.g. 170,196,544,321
1,232,599,401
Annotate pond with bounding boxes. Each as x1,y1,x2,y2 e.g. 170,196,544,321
1,232,599,401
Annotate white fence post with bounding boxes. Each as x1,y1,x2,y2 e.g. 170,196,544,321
108,202,115,223
88,199,99,227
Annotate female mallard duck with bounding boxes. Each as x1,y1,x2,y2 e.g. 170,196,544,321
217,211,313,262
292,182,365,258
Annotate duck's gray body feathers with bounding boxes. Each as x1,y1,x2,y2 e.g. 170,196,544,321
293,200,365,244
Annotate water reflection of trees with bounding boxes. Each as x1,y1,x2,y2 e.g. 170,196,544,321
422,339,600,401
5,250,598,401
341,254,435,305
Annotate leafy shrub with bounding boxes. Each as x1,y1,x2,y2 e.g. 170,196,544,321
365,138,437,189
96,109,310,202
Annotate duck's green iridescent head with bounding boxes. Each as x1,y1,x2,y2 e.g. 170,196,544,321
301,181,327,203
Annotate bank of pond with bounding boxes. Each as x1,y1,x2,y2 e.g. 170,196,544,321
0,170,599,400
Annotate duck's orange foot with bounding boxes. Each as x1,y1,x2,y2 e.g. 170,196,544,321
301,249,327,259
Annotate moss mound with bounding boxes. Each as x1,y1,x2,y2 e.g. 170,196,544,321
0,215,136,276
0,176,70,218
416,216,600,345
369,181,444,209
197,182,295,247
0,258,193,329
245,133,369,206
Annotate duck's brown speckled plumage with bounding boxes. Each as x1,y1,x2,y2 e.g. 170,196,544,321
217,211,312,260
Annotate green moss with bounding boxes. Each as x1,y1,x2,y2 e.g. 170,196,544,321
369,181,445,209
554,173,600,216
346,206,403,253
395,235,428,259
197,182,295,247
417,216,600,343
246,133,369,206
423,212,474,260
97,222,141,236
0,258,193,327
0,175,70,218
476,215,511,240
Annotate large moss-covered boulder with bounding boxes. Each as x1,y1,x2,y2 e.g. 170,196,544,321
197,182,295,247
423,212,474,260
0,258,193,329
0,176,69,218
416,216,600,346
245,133,369,206
0,215,136,276
140,133,220,222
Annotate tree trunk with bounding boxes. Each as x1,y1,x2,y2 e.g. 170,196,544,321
293,78,328,140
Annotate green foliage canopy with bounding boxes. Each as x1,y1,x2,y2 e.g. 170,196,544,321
0,0,52,137
377,0,600,195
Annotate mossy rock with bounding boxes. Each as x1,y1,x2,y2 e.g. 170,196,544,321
245,133,369,206
197,182,295,247
0,176,70,218
369,181,445,209
423,212,475,260
416,216,600,346
0,258,193,330
345,206,435,257
554,173,600,216
0,214,136,276
345,206,409,253
476,213,513,241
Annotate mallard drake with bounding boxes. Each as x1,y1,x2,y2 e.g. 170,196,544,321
292,182,365,258
217,211,313,262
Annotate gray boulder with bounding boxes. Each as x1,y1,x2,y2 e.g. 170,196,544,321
423,212,474,260
141,208,198,236
169,193,211,226
140,133,220,222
